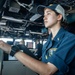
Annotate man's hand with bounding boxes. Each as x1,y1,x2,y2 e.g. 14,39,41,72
0,40,11,54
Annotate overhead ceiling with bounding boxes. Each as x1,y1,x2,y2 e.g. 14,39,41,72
0,0,75,39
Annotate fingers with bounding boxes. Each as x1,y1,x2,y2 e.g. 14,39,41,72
0,40,5,48
0,40,11,54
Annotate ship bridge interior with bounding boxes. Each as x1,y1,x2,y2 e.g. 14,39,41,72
0,0,75,75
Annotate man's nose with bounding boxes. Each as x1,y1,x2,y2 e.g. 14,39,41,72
43,15,47,20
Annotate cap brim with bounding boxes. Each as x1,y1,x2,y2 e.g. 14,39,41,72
37,5,55,16
37,5,46,16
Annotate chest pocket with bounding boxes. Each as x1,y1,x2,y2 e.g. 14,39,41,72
45,39,63,59
48,48,57,56
45,48,57,59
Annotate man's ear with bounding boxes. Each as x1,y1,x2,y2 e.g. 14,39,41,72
57,14,63,21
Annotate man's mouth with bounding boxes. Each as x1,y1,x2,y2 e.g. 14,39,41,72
44,21,48,23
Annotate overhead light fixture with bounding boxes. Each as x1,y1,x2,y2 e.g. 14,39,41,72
30,14,41,21
9,1,20,13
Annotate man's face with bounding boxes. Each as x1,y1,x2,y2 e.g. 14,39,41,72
43,8,59,28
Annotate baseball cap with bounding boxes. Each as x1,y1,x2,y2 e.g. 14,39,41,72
37,4,66,21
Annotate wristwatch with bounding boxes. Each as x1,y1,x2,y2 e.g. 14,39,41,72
10,45,20,56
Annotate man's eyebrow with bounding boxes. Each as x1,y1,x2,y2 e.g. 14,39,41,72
45,10,52,13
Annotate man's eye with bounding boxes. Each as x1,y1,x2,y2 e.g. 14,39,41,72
47,13,51,15
44,12,51,16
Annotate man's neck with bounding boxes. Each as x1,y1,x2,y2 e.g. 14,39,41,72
50,25,61,40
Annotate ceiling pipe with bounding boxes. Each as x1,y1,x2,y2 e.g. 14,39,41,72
2,16,43,25
30,31,43,35
0,22,6,25
2,16,24,23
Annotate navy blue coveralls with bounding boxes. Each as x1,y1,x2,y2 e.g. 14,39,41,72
42,27,75,75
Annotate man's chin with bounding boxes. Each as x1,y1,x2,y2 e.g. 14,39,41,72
45,24,49,28
45,25,51,28
45,24,55,28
